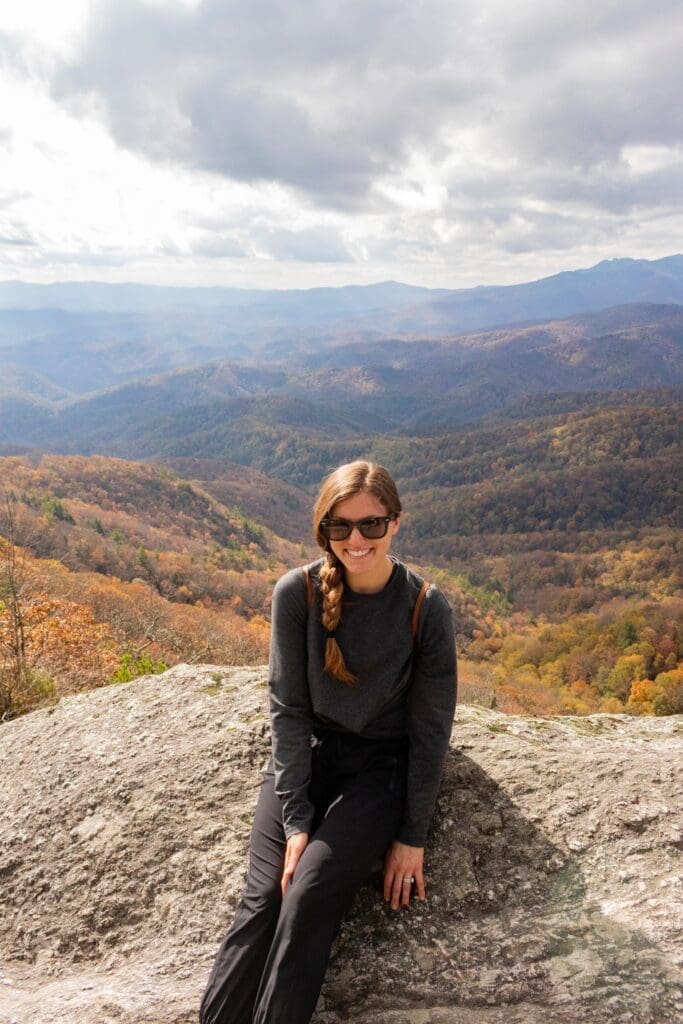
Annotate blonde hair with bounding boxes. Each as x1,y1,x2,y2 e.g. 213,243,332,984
312,461,401,684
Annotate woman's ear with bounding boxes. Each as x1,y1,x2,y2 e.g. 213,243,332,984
392,514,401,535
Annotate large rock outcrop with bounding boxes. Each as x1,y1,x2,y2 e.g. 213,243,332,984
0,665,681,1024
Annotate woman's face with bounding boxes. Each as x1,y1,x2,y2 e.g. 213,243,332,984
327,490,400,590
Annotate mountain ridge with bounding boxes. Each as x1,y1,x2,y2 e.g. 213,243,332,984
2,303,681,449
0,254,681,355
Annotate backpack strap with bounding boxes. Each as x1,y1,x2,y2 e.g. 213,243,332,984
411,580,429,642
303,565,314,609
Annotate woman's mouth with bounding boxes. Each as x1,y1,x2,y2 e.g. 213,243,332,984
345,548,372,559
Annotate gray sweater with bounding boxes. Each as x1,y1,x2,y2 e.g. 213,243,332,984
268,557,457,846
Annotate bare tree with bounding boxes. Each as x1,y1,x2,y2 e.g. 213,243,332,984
0,488,34,719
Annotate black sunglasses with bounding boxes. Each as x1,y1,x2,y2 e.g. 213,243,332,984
320,513,397,541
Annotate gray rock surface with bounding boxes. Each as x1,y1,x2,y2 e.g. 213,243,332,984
0,664,681,1024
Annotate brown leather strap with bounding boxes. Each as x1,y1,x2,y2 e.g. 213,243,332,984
303,565,314,609
411,580,429,641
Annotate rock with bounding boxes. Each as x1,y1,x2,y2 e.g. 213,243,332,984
0,665,681,1023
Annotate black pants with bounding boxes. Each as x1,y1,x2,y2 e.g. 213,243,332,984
199,731,408,1024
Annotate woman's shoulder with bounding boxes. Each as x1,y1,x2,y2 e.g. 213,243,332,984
301,557,326,588
395,560,446,601
273,558,324,602
395,561,452,626
398,559,427,592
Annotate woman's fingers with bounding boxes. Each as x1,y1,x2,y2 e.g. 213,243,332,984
383,840,425,910
383,857,394,903
280,832,309,897
394,871,407,910
401,875,413,909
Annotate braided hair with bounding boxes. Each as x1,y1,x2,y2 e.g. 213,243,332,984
312,461,401,684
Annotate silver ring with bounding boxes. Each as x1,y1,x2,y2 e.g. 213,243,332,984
402,876,415,885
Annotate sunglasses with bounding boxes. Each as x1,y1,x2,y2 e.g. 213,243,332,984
320,513,397,541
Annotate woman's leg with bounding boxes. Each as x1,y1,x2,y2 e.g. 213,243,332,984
199,770,285,1024
251,751,407,1024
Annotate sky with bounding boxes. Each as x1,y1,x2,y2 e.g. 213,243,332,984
1,0,682,291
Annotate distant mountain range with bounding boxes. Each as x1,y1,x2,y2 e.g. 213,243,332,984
2,301,682,458
1,254,682,332
366,254,683,335
0,279,441,316
1,254,681,496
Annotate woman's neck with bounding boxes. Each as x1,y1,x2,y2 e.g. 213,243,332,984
344,555,394,594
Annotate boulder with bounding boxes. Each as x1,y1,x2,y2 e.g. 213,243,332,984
0,664,681,1023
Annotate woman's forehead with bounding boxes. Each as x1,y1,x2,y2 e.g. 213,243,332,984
330,491,388,519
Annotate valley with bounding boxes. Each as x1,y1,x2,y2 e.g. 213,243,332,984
1,257,681,721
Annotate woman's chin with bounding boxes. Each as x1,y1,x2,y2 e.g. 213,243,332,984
341,548,376,573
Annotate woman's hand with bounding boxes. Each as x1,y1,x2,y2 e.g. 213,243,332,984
383,840,426,910
280,832,309,896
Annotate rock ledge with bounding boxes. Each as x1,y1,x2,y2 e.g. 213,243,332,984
1,664,681,1024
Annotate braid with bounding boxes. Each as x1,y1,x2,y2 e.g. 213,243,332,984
318,552,357,685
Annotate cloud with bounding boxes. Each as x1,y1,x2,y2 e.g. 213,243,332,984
0,235,37,247
4,0,683,283
0,207,40,251
190,234,248,260
250,225,353,263
50,0,482,207
0,188,31,209
48,0,683,228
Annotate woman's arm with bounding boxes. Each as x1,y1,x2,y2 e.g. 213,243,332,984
268,568,316,839
396,586,457,847
383,586,455,908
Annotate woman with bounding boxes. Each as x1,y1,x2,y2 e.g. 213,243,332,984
200,460,457,1024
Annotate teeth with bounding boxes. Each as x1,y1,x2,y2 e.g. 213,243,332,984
347,549,370,557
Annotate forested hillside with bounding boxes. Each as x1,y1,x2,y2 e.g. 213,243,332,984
3,382,679,722
0,456,296,718
1,271,681,723
168,390,681,719
2,303,683,450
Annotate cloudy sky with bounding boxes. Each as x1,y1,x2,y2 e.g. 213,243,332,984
1,0,682,290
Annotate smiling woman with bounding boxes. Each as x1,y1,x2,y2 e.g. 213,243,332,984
199,459,457,1024
321,501,399,585
315,478,402,683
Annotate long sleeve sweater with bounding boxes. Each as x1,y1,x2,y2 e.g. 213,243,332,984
267,557,457,847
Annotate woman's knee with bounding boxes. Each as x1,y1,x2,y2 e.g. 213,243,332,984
241,876,282,919
279,862,356,935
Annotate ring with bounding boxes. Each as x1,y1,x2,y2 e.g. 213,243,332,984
402,876,415,885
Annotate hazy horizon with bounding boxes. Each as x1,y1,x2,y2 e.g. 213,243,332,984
2,253,682,298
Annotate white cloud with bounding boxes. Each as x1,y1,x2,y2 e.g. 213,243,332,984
0,0,681,287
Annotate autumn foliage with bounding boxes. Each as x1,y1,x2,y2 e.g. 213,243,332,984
0,461,278,719
0,444,680,722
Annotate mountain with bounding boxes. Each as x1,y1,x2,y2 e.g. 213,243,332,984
2,303,681,452
0,451,301,584
0,279,442,315
153,456,312,542
2,387,680,721
367,254,683,335
1,262,680,727
1,255,681,335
